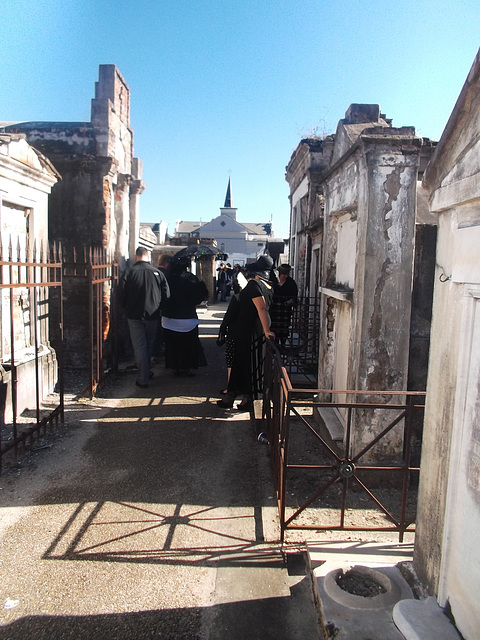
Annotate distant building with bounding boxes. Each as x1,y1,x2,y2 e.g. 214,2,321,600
173,179,276,265
138,224,157,251
141,221,168,246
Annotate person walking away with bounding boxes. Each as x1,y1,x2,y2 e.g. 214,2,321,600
217,264,230,302
158,253,171,275
161,256,209,377
217,255,275,410
216,262,225,300
270,263,298,350
152,254,171,359
118,247,170,388
225,263,234,297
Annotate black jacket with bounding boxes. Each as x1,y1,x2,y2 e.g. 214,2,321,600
118,260,170,320
161,271,208,319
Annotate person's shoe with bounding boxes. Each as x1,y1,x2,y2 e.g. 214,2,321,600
135,381,148,389
236,396,252,411
217,393,235,408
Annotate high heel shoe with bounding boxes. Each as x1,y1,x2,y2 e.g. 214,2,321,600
217,393,235,408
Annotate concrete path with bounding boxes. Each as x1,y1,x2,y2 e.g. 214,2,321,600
0,302,321,639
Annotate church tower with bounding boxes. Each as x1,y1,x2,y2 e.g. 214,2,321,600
219,177,238,220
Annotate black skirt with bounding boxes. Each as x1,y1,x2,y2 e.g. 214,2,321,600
228,332,265,398
164,327,207,370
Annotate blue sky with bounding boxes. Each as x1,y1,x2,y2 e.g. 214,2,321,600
1,1,479,239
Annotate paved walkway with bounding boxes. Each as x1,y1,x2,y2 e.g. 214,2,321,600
0,302,321,639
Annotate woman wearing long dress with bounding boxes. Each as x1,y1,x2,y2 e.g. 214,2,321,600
217,255,275,410
162,256,208,376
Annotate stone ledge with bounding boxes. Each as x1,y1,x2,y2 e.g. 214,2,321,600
320,286,353,302
393,596,462,640
315,405,345,444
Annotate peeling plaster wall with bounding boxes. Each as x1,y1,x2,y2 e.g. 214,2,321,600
285,107,435,462
289,178,309,296
285,138,333,298
414,212,463,588
318,129,422,459
355,145,420,455
356,144,419,391
414,49,480,639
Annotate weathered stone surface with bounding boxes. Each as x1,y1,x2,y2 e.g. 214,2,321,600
0,133,59,417
415,49,480,640
286,104,436,461
4,66,145,369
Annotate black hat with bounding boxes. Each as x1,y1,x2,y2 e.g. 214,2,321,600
246,255,274,281
169,255,190,274
278,263,292,274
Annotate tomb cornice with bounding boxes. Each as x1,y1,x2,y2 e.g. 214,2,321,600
320,285,353,302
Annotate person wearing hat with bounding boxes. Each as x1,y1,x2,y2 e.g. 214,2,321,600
217,254,275,410
216,263,231,302
270,263,298,349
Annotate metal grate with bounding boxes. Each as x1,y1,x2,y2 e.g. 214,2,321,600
61,246,118,398
275,296,320,388
0,240,64,473
262,340,425,543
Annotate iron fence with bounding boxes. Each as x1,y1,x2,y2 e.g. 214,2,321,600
262,339,425,542
0,241,118,472
0,240,63,473
275,296,320,387
62,246,118,398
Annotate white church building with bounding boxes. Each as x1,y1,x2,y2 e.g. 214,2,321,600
174,179,274,265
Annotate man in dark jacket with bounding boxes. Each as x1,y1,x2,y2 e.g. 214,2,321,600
118,247,170,388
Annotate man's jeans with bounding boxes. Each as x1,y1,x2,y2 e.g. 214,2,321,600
127,318,158,385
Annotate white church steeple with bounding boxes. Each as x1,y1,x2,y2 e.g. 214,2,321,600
220,177,238,220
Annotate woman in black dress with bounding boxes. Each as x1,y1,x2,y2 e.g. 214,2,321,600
161,256,208,376
217,291,240,394
217,255,275,410
270,263,298,349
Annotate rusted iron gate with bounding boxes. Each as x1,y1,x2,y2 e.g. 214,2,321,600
262,340,426,543
277,296,320,388
62,247,118,398
0,240,64,473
